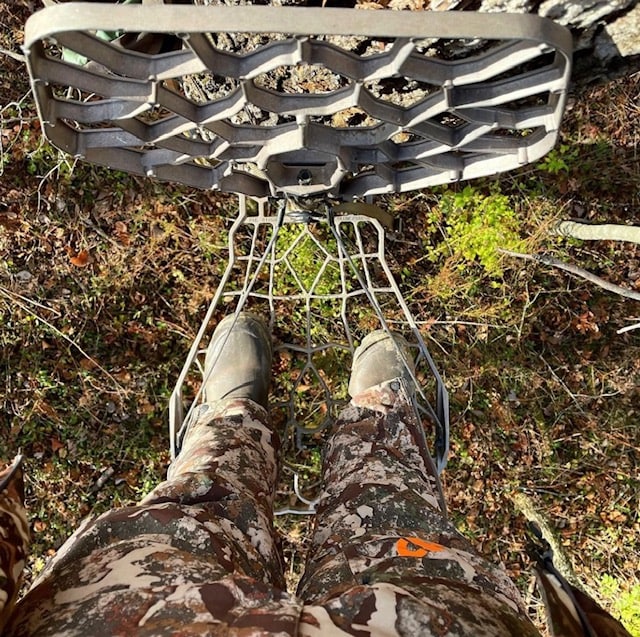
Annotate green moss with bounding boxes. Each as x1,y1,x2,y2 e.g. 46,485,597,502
433,185,525,277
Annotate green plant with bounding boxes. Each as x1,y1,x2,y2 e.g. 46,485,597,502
434,185,525,277
274,224,342,296
600,574,640,636
536,143,579,174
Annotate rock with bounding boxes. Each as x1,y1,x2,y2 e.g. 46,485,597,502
595,4,640,61
479,0,533,12
538,0,634,30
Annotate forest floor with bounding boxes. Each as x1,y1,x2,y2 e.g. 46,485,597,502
1,1,639,634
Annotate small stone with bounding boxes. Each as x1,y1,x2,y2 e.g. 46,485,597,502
16,270,32,282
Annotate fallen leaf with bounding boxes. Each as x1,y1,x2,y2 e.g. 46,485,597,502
70,249,90,267
138,399,155,415
33,520,47,533
79,358,98,371
114,370,132,383
114,220,130,245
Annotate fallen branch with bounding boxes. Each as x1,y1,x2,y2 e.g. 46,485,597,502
0,48,25,63
554,220,640,245
499,249,640,302
510,492,583,590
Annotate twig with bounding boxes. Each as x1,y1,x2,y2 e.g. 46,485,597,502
34,153,78,213
603,431,640,454
538,354,584,413
81,216,121,248
517,283,540,341
0,117,38,126
401,319,506,329
499,249,640,302
0,48,25,63
0,284,61,317
617,321,640,334
0,286,125,393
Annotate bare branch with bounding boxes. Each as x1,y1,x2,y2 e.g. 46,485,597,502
499,249,640,302
510,491,585,591
617,321,640,334
0,48,25,63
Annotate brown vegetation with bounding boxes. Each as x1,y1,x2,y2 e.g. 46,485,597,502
1,2,638,633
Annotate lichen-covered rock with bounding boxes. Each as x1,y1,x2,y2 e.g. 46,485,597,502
595,3,640,61
465,0,640,83
538,0,635,30
474,0,639,65
479,0,534,12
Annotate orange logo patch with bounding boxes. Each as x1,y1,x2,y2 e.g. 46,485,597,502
396,537,445,558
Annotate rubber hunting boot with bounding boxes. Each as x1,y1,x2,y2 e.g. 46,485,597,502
203,312,272,408
348,330,415,398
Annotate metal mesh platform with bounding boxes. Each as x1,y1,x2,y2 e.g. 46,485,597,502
24,4,572,198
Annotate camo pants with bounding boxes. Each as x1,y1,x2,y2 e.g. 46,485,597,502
6,380,539,636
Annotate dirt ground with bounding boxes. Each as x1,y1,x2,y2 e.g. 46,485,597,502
1,1,639,634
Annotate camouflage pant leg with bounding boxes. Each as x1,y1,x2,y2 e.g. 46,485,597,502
6,399,302,637
296,379,540,637
141,398,284,584
0,458,29,633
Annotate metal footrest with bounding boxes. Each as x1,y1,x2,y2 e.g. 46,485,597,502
25,4,571,198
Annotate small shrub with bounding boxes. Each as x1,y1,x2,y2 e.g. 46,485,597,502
433,185,525,277
600,574,640,636
274,224,341,296
536,143,579,174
